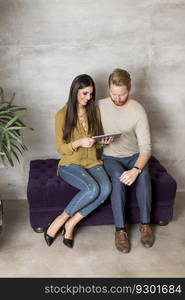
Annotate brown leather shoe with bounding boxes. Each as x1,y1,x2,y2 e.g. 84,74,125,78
139,224,154,248
115,231,130,253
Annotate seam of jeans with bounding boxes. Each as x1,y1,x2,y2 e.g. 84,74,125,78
60,168,99,215
59,167,93,191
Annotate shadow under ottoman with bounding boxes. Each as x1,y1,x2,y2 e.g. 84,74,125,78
27,156,177,233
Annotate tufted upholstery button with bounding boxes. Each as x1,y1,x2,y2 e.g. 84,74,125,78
27,156,177,231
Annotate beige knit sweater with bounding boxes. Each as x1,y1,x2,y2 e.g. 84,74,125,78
98,97,152,157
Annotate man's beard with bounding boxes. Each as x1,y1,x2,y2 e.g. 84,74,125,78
111,95,129,106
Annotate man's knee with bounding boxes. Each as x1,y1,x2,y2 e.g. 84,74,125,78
104,162,122,177
137,166,151,184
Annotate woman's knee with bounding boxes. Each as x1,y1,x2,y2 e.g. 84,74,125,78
94,178,111,205
88,182,100,200
100,180,112,200
105,180,112,196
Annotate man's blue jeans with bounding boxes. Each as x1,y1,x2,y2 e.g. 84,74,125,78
58,164,112,217
102,153,152,228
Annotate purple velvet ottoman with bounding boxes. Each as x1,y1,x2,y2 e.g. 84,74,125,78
27,156,177,233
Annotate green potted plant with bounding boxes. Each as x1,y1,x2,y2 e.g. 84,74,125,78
0,87,33,233
0,87,33,167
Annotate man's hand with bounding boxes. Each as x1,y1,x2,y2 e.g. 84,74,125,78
119,168,140,186
100,136,114,145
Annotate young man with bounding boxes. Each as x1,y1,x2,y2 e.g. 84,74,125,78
98,68,154,253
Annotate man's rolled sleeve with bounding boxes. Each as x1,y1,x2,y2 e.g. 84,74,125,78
139,143,152,154
135,106,152,154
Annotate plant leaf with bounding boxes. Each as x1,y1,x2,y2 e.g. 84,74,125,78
11,148,20,163
3,142,14,166
9,92,16,105
4,113,25,129
5,132,11,151
0,87,5,103
7,131,28,150
11,143,23,155
0,87,33,165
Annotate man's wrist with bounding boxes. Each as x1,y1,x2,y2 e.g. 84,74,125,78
133,166,142,174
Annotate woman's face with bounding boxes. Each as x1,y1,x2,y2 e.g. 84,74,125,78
77,86,93,107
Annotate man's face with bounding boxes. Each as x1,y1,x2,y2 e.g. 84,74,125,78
109,83,129,106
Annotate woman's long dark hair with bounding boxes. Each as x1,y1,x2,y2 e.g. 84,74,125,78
63,74,102,142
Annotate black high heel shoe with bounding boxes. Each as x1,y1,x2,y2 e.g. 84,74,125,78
62,227,74,248
44,225,57,247
44,217,64,247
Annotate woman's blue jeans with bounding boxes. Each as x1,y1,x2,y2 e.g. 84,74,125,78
58,164,112,217
102,153,152,228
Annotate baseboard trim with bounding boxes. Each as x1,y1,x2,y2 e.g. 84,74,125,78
176,189,185,193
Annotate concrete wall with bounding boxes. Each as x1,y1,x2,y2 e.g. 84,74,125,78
0,0,185,199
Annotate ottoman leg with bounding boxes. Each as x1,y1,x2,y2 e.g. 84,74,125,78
33,227,45,233
157,220,169,226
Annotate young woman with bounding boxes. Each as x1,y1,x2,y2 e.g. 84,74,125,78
44,74,112,248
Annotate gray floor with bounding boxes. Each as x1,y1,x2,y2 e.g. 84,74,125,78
0,192,185,278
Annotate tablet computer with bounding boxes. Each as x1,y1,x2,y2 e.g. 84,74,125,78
92,132,122,142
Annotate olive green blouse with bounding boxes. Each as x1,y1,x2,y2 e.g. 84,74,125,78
55,105,103,168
